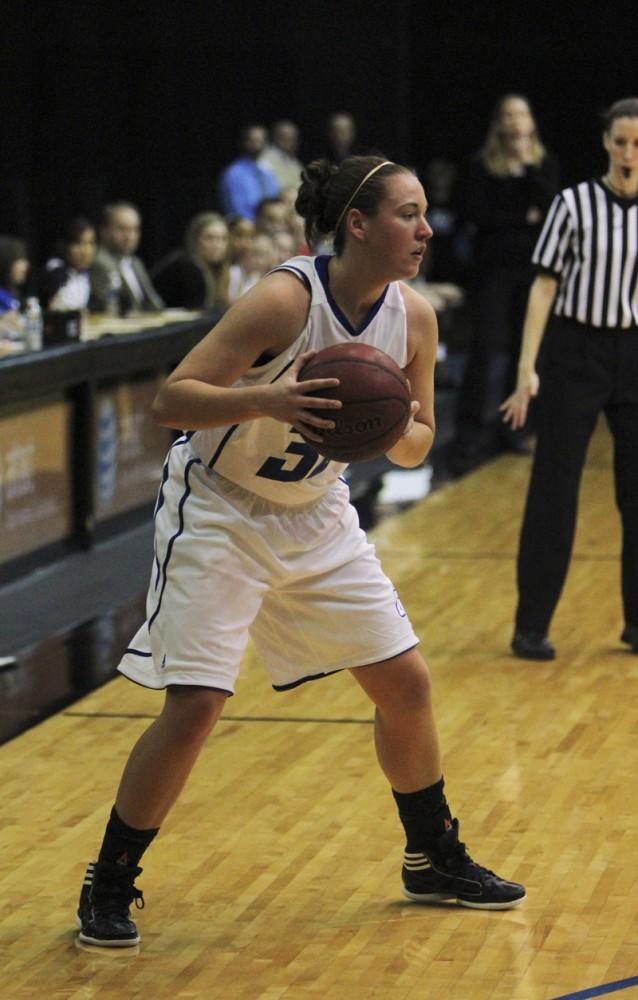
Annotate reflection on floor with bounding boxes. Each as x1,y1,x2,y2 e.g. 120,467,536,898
0,594,146,745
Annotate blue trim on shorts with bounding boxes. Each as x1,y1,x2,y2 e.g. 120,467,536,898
154,433,191,517
154,435,195,589
154,458,171,518
272,667,344,691
149,455,202,631
272,642,420,691
124,647,153,657
119,671,234,698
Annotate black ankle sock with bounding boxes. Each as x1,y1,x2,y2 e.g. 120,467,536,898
392,777,453,852
97,806,160,868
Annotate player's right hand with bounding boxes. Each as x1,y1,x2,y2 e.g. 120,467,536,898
264,351,342,441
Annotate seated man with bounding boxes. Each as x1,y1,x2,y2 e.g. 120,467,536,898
90,202,163,314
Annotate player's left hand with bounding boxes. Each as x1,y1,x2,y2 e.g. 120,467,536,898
402,399,421,438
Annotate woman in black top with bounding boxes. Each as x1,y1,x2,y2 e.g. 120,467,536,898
152,212,230,312
452,94,559,470
502,97,638,660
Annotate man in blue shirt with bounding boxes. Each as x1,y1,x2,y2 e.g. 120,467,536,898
217,126,280,221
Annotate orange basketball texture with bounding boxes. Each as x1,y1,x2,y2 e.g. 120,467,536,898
297,343,411,463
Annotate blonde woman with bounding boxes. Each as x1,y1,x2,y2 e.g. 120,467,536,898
152,212,230,312
452,94,559,471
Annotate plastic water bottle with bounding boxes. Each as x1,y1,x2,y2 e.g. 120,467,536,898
105,272,122,317
24,297,43,351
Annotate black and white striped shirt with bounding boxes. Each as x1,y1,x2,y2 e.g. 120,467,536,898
532,179,638,329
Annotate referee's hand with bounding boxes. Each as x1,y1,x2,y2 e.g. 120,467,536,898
500,371,539,430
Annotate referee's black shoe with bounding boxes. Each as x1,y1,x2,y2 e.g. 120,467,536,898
76,860,144,947
511,630,556,660
401,819,526,910
620,626,638,652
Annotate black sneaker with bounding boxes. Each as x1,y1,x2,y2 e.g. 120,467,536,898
401,819,526,910
511,630,556,661
76,860,144,947
620,626,638,652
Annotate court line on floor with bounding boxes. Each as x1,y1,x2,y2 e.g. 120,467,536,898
551,974,638,999
63,711,374,724
404,552,617,561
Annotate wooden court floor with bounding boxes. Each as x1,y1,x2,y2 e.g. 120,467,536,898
1,419,637,1000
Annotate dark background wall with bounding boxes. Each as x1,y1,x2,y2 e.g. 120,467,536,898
1,0,635,267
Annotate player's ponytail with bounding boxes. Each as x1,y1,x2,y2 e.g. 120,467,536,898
295,159,339,249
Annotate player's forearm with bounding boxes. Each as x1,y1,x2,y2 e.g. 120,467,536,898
152,378,273,430
386,421,434,468
517,275,558,375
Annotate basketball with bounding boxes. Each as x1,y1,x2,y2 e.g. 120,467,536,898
297,343,411,463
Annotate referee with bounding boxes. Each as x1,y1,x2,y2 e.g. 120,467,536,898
501,97,638,660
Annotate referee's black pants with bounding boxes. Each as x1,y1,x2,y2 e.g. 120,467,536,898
515,318,638,635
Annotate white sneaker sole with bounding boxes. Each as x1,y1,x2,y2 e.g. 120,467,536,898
75,913,141,947
402,887,526,910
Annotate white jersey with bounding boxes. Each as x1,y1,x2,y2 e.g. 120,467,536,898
188,254,409,505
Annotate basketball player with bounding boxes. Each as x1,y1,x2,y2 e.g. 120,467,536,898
76,155,525,948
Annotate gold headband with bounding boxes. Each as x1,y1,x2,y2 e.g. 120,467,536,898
334,161,394,233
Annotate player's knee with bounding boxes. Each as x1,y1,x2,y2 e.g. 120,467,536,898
367,654,433,716
163,687,227,744
394,659,433,712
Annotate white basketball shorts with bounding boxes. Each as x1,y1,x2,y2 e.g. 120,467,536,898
118,439,419,694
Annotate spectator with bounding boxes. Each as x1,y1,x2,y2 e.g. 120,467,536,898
324,111,358,164
280,186,311,254
0,235,29,314
279,185,300,214
421,158,471,287
259,120,303,190
227,233,275,303
0,236,29,344
90,202,164,314
217,125,279,221
248,234,275,275
227,216,256,264
451,94,559,472
271,230,296,265
38,218,96,312
151,212,230,312
255,197,290,237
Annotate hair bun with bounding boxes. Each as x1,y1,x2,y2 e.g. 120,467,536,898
295,159,339,242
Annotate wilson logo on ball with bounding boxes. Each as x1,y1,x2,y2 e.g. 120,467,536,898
327,415,383,436
298,342,411,464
